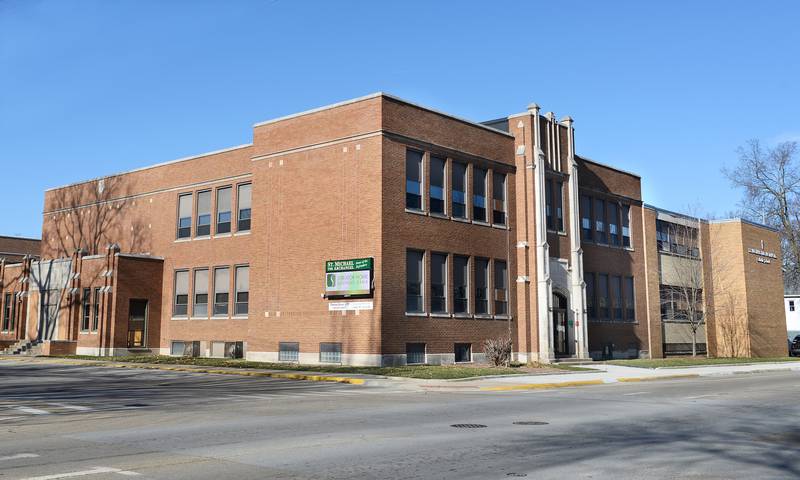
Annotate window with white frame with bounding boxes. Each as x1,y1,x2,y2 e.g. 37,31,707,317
174,270,189,316
213,267,230,316
406,149,423,211
431,253,447,313
196,190,211,237
234,265,249,316
216,186,232,234
237,183,252,232
177,193,192,239
193,269,209,317
406,250,424,313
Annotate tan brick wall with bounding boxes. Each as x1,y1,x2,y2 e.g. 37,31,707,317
0,236,40,263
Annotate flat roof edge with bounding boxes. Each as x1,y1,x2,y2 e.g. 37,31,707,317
45,143,253,193
577,155,641,178
0,235,41,242
708,217,780,232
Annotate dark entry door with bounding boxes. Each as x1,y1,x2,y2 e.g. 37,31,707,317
553,293,569,357
127,299,147,348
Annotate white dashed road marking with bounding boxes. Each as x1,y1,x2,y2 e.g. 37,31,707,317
0,453,40,461
14,406,50,415
46,403,92,411
623,391,649,396
19,466,141,479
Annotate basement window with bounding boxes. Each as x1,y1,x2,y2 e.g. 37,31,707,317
320,342,342,363
406,343,426,365
279,342,300,362
454,343,472,363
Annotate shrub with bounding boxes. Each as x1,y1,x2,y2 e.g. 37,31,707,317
483,336,512,367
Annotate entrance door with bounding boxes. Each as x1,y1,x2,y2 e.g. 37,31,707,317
552,293,569,357
127,299,147,348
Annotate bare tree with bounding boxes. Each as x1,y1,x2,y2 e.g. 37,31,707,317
723,140,800,289
659,220,705,357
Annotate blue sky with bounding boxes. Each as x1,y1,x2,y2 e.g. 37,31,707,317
1,0,798,238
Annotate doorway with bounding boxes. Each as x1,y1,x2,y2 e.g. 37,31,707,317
127,299,147,348
552,292,569,357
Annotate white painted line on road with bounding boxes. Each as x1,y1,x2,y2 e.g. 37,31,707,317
0,453,40,461
15,406,50,415
19,466,141,479
0,415,23,422
46,403,92,411
686,394,719,400
623,391,649,396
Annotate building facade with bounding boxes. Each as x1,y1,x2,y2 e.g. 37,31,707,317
0,93,788,363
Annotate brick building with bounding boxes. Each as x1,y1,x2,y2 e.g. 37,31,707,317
0,93,788,362
0,235,40,263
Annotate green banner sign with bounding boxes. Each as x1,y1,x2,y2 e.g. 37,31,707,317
325,258,373,297
325,258,373,273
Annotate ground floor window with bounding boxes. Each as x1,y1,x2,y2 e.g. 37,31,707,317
454,343,472,363
320,342,342,363
171,340,200,357
406,343,426,364
279,342,299,362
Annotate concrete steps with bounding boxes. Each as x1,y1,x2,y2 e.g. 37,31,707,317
2,340,42,356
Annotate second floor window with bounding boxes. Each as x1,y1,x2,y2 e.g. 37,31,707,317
196,190,211,237
431,253,447,313
193,269,209,317
494,260,508,315
475,258,489,314
237,183,252,232
473,167,487,222
92,287,101,331
622,205,631,247
580,194,592,240
452,162,467,219
406,250,424,313
493,173,506,225
235,265,249,316
430,156,446,215
177,193,192,239
406,149,423,210
81,288,91,331
609,203,620,246
595,199,607,244
611,275,623,321
216,187,232,234
453,255,469,314
213,267,230,316
174,270,189,316
597,273,609,319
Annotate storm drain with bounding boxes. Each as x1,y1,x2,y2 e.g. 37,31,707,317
513,421,549,426
450,424,487,429
506,474,528,477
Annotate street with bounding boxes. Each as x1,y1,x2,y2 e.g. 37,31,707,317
1,361,799,479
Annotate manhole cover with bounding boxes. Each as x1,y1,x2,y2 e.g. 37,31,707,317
123,403,150,408
450,424,487,428
513,421,549,426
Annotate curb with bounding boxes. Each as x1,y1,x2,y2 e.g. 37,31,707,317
616,374,700,382
480,379,605,391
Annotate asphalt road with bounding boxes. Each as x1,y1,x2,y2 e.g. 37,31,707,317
1,361,799,479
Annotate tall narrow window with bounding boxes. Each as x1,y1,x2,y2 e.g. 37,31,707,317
213,267,230,316
473,167,487,222
475,258,489,314
237,183,252,232
611,275,623,321
624,276,635,321
216,187,232,234
622,205,631,248
595,199,607,243
235,265,249,316
406,149,423,210
3,293,12,331
431,253,447,313
193,269,209,317
545,180,553,229
598,273,609,320
174,270,189,317
555,181,564,231
177,193,192,239
430,156,446,215
585,273,595,320
92,287,101,331
406,250,424,313
609,203,620,246
453,255,469,314
580,194,592,240
494,260,508,315
196,190,211,237
452,162,467,219
80,288,90,331
493,173,507,225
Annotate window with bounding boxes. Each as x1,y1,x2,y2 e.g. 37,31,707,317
2,293,12,332
453,255,469,314
585,273,596,320
430,155,446,215
216,187,232,234
554,181,563,231
545,179,564,231
597,273,609,320
609,203,620,246
622,205,631,247
656,220,699,258
177,193,192,239
171,340,200,357
660,284,703,321
237,183,252,232
213,267,230,316
80,288,90,331
406,250,424,313
406,343,426,365
174,270,189,316
791,300,796,312
92,287,101,331
406,149,423,210
545,180,553,228
452,162,467,219
580,195,592,241
192,269,209,317
454,343,472,363
611,275,623,321
196,190,211,237
431,253,447,313
595,199,607,243
624,276,635,321
494,260,508,316
493,173,507,225
475,258,489,314
279,342,299,362
473,167,487,222
320,342,342,363
235,265,249,316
